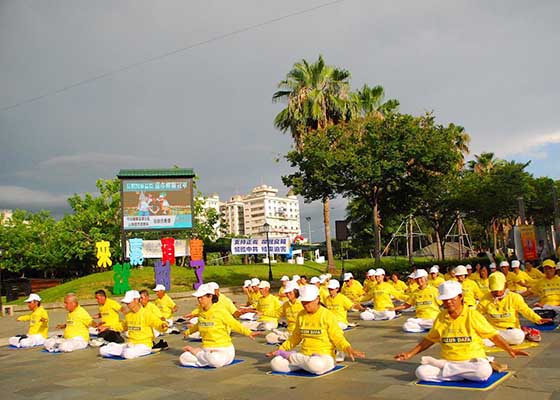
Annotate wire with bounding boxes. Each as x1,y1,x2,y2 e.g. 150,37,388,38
0,0,347,113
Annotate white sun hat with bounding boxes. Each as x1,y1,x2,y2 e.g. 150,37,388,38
283,281,299,294
121,290,141,303
192,284,214,297
437,281,463,301
454,265,468,276
250,278,260,286
374,268,386,276
412,269,428,279
280,275,290,282
429,266,439,274
153,284,166,291
343,272,353,281
367,269,376,277
243,279,252,288
327,279,341,289
299,285,320,302
24,293,42,303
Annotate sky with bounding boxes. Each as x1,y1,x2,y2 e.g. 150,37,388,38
1,0,559,241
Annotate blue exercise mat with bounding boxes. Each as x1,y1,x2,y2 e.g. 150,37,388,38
178,358,245,369
525,324,558,331
415,371,511,391
403,329,429,334
41,349,63,354
186,337,203,342
102,352,157,360
8,344,42,349
268,365,346,378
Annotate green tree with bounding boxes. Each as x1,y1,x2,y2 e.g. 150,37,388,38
273,55,352,272
350,84,399,119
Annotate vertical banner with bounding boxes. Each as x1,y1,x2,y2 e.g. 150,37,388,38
189,239,205,290
518,225,538,261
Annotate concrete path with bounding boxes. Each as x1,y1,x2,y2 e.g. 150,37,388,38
0,292,558,400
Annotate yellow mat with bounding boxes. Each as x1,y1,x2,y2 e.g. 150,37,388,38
485,341,539,353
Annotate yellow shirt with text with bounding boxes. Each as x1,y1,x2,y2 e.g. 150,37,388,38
533,276,560,306
324,293,354,324
477,291,541,329
64,305,92,340
124,306,167,347
155,294,176,320
361,282,407,311
406,286,441,320
99,298,123,331
17,306,49,338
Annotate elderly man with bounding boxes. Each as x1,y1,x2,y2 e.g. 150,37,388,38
153,284,177,324
508,260,533,294
92,289,124,344
9,293,49,348
267,285,365,375
394,269,441,333
395,281,529,382
44,293,92,353
100,290,169,359
241,281,282,331
477,272,549,346
428,266,445,289
525,261,544,280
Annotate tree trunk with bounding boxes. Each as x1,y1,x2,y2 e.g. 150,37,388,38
492,221,498,254
408,216,414,265
372,191,381,265
323,197,335,274
434,212,443,260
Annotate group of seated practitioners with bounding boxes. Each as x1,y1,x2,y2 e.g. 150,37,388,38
99,290,169,359
267,285,365,375
9,293,49,348
239,280,283,331
340,272,364,303
180,283,259,368
395,280,531,382
359,268,408,321
428,266,445,288
454,265,484,307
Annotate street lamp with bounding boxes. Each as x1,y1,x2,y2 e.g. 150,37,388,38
0,247,3,311
263,222,273,282
305,217,312,244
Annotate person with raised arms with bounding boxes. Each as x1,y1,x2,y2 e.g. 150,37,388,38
9,293,49,348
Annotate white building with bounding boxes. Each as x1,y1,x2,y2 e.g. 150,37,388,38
207,185,301,240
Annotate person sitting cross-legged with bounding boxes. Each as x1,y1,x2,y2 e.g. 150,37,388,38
267,285,365,376
395,281,529,383
477,272,551,346
99,290,169,359
180,284,259,368
9,293,49,348
265,281,303,344
394,269,441,333
240,281,282,331
360,268,408,321
44,293,92,353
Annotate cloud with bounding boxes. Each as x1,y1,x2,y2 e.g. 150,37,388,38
0,185,71,210
494,130,560,159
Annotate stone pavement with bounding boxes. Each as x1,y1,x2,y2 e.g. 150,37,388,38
0,292,559,400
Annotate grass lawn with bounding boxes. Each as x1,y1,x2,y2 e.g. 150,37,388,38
6,256,434,305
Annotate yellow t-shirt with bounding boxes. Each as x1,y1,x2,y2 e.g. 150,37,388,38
187,303,252,348
428,275,445,289
526,268,544,281
361,282,407,311
469,271,480,282
143,301,163,319
460,279,483,306
17,306,49,338
533,276,560,306
390,279,408,293
323,293,354,324
363,278,376,293
341,281,364,302
64,305,92,340
508,270,533,292
248,290,262,308
125,306,167,347
256,294,282,323
477,291,541,329
319,286,329,304
99,298,123,331
406,286,441,320
155,294,176,319
281,299,304,333
406,281,419,294
279,306,351,357
425,306,497,361
477,278,490,295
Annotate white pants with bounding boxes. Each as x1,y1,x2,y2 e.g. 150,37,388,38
9,334,45,348
271,353,335,375
99,342,151,359
483,328,525,347
179,345,235,368
416,357,492,382
239,312,256,321
337,321,348,330
266,329,290,344
360,309,396,321
534,305,560,314
242,320,278,331
44,336,88,353
403,318,434,333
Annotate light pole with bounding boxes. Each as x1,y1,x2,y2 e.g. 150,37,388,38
305,217,312,244
263,222,273,282
0,247,3,311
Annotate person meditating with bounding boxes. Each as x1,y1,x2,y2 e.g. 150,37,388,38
267,285,365,375
395,281,529,382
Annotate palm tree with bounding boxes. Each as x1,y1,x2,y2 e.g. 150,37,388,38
273,55,352,273
350,84,399,119
467,152,501,175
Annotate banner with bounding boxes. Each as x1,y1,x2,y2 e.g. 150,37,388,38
126,239,189,259
518,225,538,261
121,178,193,230
231,237,291,255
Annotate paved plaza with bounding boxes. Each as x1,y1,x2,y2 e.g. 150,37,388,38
0,290,559,400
